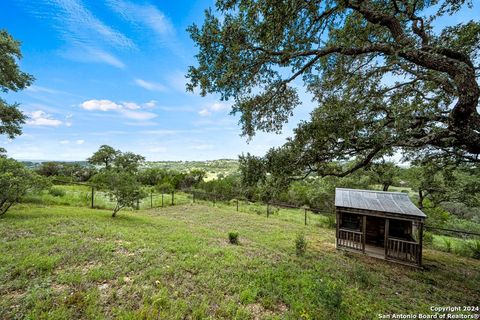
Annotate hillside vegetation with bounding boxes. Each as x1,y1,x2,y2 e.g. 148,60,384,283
1,204,479,319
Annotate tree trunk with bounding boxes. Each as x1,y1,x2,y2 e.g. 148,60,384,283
112,205,118,218
0,200,16,216
418,189,424,210
382,183,390,191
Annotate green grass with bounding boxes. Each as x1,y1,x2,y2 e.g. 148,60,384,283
1,204,480,319
23,185,193,211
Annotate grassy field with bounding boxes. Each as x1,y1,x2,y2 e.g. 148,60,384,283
1,203,479,320
23,185,193,211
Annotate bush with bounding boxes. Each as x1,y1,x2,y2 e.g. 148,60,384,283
442,238,453,253
228,232,239,245
0,157,50,215
423,231,433,245
295,233,307,256
465,240,480,259
326,214,336,229
48,187,66,197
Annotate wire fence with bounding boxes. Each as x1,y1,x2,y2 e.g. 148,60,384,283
39,180,480,238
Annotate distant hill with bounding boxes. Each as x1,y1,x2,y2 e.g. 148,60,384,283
21,159,240,179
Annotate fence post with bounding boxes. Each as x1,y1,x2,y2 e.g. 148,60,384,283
150,192,153,209
162,192,164,208
193,191,196,203
171,191,174,206
136,198,140,210
91,186,94,209
304,208,307,226
236,199,239,211
213,194,216,206
267,203,270,218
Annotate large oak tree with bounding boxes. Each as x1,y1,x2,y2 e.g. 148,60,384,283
187,0,479,177
0,30,33,145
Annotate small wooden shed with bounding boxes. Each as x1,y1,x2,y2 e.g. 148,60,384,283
335,188,426,267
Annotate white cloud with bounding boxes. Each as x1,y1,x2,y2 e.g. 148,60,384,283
144,100,157,109
32,0,134,49
25,0,133,68
122,102,141,110
198,102,230,117
198,108,211,117
107,1,175,37
80,99,122,111
106,0,183,56
27,111,63,127
80,99,158,121
60,140,70,145
134,78,167,92
86,48,125,68
76,139,85,145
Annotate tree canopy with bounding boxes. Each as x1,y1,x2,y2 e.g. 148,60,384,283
0,30,34,146
188,0,480,177
87,145,120,170
0,157,49,215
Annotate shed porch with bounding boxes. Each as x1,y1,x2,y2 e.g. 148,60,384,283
335,188,426,267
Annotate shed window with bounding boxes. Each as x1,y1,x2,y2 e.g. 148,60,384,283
341,213,360,230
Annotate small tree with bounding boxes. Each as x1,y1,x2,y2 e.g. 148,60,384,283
0,158,50,215
238,153,266,200
113,152,145,173
87,145,119,170
92,170,146,217
156,182,174,194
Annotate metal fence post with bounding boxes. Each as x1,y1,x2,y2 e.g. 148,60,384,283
236,199,239,211
267,203,270,218
136,198,140,210
304,208,307,225
150,192,153,209
91,186,94,209
171,191,174,206
162,192,164,208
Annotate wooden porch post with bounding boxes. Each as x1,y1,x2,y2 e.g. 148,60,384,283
418,221,424,266
362,215,366,253
384,218,389,259
335,209,340,249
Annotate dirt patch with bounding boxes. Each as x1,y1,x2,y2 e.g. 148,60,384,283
244,302,288,319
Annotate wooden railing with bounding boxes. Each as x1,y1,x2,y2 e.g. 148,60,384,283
386,237,420,265
337,228,363,251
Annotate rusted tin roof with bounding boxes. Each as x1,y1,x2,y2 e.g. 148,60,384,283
335,188,426,218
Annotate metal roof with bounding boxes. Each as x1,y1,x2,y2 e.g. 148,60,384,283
335,188,426,218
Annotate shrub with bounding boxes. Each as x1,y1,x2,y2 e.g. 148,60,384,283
0,157,50,215
326,214,336,229
295,233,307,256
423,231,433,245
442,238,453,253
465,240,480,259
91,170,147,217
228,232,239,245
48,187,66,197
352,264,375,288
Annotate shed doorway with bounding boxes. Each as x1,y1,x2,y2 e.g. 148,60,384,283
365,216,385,247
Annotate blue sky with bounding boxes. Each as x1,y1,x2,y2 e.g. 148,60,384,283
0,1,477,161
0,0,315,161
